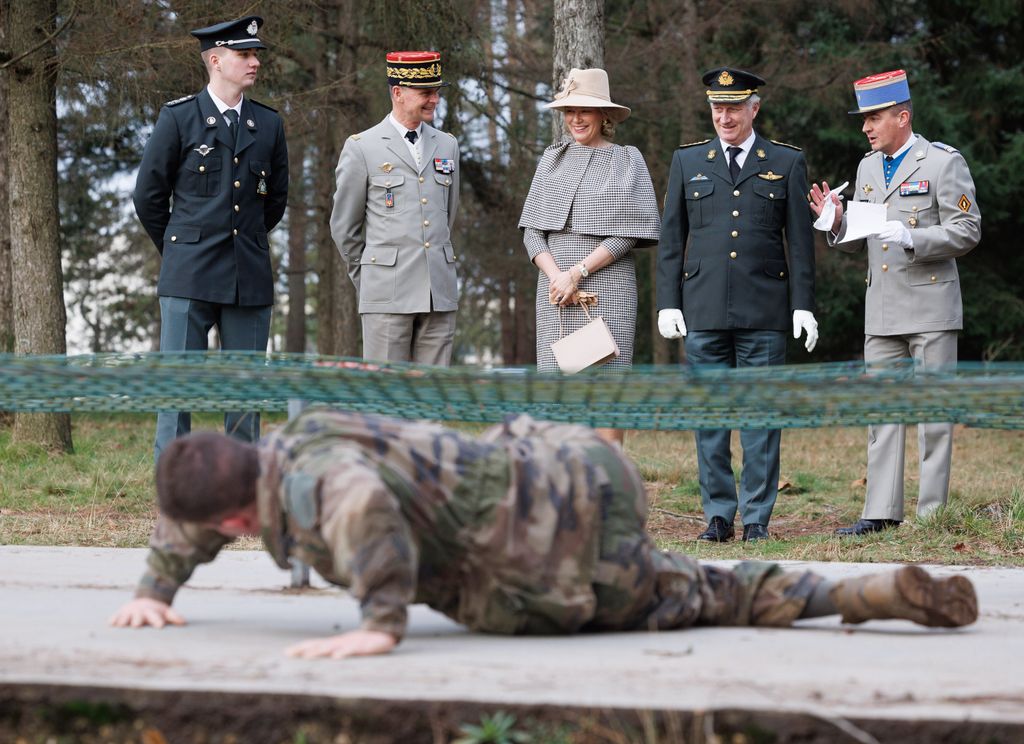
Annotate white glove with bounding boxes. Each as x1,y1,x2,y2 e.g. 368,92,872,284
792,310,819,353
873,220,914,250
658,308,687,339
812,181,848,232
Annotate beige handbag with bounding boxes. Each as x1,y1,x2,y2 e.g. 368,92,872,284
550,292,620,374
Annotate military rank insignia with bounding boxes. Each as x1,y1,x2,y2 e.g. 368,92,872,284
899,180,929,196
433,158,455,174
958,194,971,212
707,149,717,160
385,191,395,208
756,148,766,160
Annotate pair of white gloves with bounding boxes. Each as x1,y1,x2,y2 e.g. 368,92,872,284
657,308,819,352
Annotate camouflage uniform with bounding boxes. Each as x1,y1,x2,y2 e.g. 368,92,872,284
138,409,821,639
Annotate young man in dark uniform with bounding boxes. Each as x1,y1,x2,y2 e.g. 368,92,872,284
133,15,289,461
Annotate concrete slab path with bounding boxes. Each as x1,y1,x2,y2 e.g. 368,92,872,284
1,546,1022,726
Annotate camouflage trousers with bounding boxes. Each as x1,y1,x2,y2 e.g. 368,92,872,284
581,437,822,632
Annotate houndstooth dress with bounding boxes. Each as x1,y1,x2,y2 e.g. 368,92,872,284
520,143,661,371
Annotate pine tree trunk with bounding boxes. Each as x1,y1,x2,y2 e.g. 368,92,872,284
6,0,72,451
551,0,604,143
0,4,14,357
285,139,308,353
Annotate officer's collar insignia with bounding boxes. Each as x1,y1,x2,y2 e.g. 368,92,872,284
206,115,217,126
958,194,971,212
380,162,393,173
688,173,709,181
915,150,924,158
758,171,784,181
193,144,215,157
247,20,258,35
862,183,874,195
718,70,734,86
246,118,256,128
707,148,717,160
756,148,766,160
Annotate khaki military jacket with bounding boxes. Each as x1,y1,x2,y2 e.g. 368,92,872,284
330,117,460,315
832,135,981,336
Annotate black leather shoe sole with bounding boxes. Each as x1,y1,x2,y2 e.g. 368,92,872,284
835,518,901,537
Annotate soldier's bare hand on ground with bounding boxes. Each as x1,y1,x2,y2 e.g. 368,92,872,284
285,630,398,660
109,598,186,629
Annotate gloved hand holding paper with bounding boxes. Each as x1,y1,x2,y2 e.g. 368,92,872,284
838,202,888,243
812,181,848,232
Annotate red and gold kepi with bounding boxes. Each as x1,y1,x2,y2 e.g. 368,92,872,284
702,67,765,103
386,51,449,88
849,69,911,114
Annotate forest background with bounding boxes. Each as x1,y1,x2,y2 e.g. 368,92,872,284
1,0,1022,374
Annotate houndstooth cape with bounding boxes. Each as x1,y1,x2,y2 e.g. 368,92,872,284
518,142,661,246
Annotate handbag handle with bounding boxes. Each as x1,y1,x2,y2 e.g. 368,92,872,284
557,292,597,339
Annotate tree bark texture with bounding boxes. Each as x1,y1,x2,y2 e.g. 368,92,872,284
285,139,308,353
0,3,14,356
551,0,604,143
6,0,72,451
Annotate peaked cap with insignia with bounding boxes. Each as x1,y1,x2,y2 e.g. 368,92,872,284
702,67,766,104
190,15,266,52
848,69,911,114
386,51,450,88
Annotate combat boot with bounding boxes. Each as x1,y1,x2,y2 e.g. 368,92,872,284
829,565,978,628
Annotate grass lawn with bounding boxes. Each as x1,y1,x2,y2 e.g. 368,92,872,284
1,412,1022,565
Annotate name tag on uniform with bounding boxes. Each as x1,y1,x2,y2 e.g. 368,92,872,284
433,158,455,174
899,180,929,196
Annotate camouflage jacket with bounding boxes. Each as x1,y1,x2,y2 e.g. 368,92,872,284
137,409,650,639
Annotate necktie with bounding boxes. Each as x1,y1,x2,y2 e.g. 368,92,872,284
404,129,418,145
225,109,240,148
728,146,742,182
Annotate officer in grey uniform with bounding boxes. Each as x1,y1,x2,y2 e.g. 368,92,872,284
330,51,460,365
657,68,818,543
133,15,289,462
810,70,981,536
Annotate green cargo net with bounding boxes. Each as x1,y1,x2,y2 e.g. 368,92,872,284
0,352,1022,430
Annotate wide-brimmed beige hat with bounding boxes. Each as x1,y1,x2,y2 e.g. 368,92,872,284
544,68,631,123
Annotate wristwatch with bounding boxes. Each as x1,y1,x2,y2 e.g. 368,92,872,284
575,263,589,278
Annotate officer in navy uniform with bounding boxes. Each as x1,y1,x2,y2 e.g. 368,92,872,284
656,68,818,543
133,15,289,462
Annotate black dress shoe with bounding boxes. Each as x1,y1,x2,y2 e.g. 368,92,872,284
742,523,769,542
834,518,901,537
697,516,735,542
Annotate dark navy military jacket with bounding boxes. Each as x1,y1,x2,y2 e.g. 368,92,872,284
657,134,814,331
133,89,288,306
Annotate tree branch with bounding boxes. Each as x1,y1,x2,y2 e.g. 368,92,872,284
0,5,79,70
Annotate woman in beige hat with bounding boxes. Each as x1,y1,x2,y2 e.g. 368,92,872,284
518,68,661,444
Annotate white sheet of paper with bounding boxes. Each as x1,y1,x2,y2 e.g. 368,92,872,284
840,202,888,243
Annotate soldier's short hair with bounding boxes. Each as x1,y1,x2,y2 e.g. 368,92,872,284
155,432,259,521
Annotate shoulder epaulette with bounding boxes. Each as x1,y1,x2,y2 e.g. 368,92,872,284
678,138,712,148
349,133,361,141
770,140,802,151
931,141,958,154
165,94,195,107
863,150,874,158
249,99,278,113
446,131,456,139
